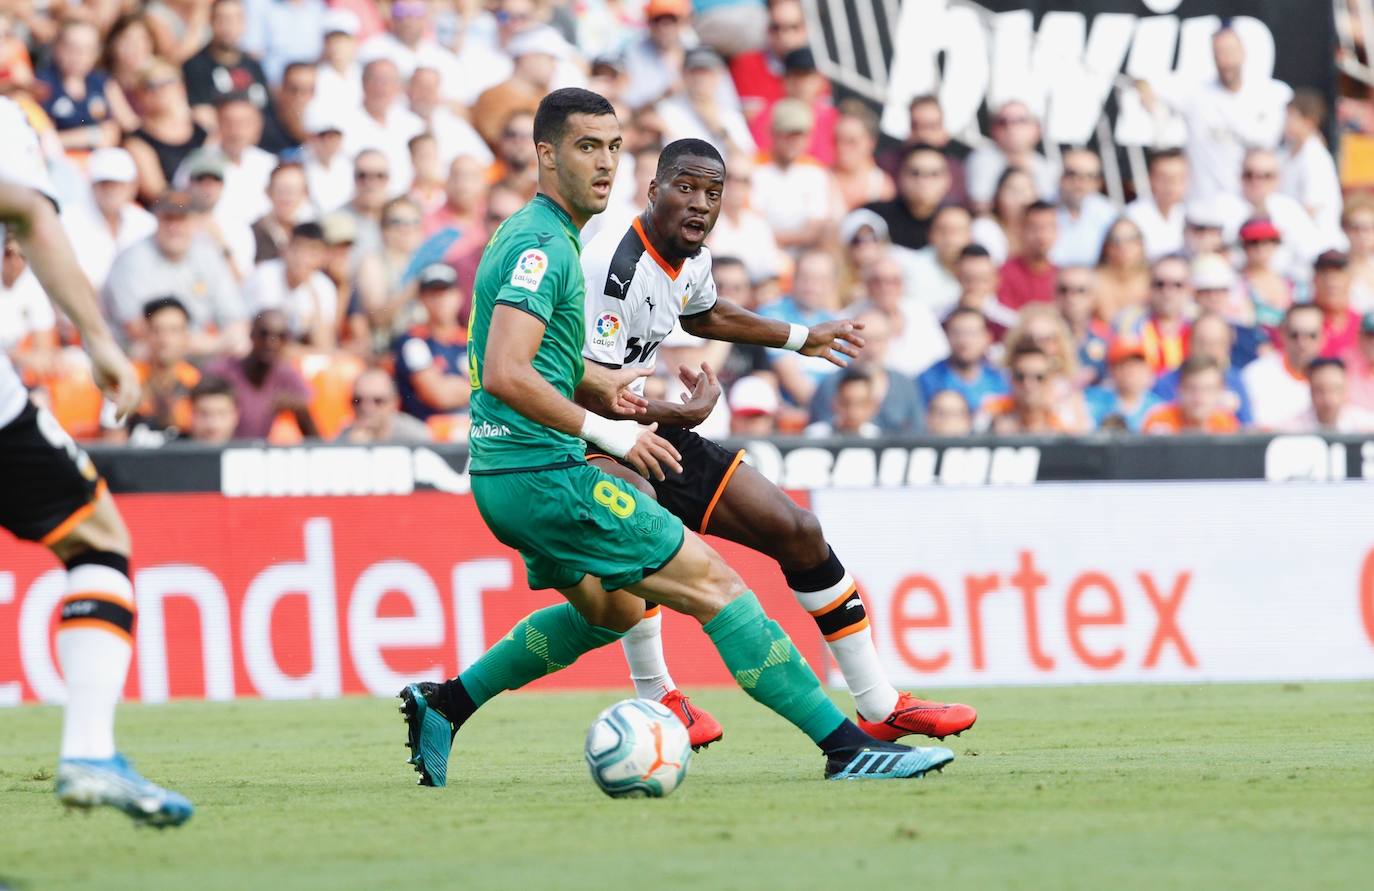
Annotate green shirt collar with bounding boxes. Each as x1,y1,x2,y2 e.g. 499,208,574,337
533,192,581,244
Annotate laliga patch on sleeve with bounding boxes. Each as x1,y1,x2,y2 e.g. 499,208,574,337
510,248,549,291
590,312,621,349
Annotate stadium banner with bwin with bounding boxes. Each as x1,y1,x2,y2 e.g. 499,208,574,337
3,483,1374,705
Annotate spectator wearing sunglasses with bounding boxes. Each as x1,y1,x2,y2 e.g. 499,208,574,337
982,342,1065,434
204,309,317,440
1052,148,1115,267
1242,303,1325,430
1116,255,1193,375
965,100,1059,212
338,367,431,443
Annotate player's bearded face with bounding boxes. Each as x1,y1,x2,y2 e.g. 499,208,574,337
553,113,622,220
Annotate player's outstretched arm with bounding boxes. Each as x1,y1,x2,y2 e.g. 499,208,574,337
682,300,866,368
485,304,682,479
0,182,140,419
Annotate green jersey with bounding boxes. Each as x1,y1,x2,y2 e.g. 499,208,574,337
467,193,588,474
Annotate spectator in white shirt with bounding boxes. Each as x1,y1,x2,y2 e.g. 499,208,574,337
1052,148,1116,267
344,58,424,196
301,103,353,214
1242,303,1324,430
182,150,256,279
965,100,1059,211
1137,26,1292,202
1126,148,1189,261
358,0,464,104
707,152,784,285
656,47,755,159
61,147,157,291
850,249,948,378
313,9,362,112
1281,91,1344,249
751,98,839,253
1238,148,1331,279
905,204,969,319
1285,357,1374,433
406,67,492,167
175,94,275,231
245,221,336,348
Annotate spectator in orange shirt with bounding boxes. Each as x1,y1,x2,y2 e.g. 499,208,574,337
1141,356,1240,434
984,343,1067,434
113,296,201,442
1119,254,1192,374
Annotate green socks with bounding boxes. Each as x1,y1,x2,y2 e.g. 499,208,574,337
704,591,847,744
460,603,625,707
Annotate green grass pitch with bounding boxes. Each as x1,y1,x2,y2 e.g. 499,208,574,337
2,683,1372,890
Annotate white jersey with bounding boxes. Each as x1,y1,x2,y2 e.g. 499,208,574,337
0,97,59,429
580,217,717,394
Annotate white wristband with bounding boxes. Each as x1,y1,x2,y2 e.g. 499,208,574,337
579,411,640,459
783,322,808,352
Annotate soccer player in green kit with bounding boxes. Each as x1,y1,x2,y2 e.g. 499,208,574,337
398,88,954,785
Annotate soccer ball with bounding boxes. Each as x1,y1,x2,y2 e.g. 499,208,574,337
584,699,692,798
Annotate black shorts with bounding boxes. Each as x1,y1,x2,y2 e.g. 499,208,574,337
0,401,103,543
588,425,744,535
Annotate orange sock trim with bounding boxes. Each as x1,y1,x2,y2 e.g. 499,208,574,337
823,616,870,642
807,584,858,618
642,604,661,619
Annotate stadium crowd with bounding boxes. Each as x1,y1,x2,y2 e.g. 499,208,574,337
2,0,1374,445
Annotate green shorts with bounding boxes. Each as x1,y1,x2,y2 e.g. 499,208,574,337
471,462,686,592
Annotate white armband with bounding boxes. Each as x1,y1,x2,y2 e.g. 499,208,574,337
783,323,808,352
579,411,640,459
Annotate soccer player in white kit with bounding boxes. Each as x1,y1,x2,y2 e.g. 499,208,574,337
0,98,192,826
579,139,977,748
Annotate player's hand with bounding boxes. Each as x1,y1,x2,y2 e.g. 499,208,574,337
624,422,682,482
675,362,722,427
580,364,651,417
801,319,866,368
86,333,141,422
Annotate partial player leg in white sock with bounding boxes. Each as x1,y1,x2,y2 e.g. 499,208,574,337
618,606,677,701
791,563,900,722
57,562,135,761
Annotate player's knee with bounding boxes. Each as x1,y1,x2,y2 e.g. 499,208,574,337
577,589,646,633
774,507,827,569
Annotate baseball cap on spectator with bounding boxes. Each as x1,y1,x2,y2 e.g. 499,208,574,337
418,263,458,290
322,8,359,37
88,147,137,184
184,150,226,182
1185,199,1227,230
1239,218,1281,244
508,26,570,61
152,190,195,216
782,47,818,74
771,98,814,134
645,0,691,19
729,375,779,417
320,211,358,246
1314,249,1349,270
1191,253,1235,290
1361,311,1374,336
839,208,890,245
304,102,346,136
684,47,724,70
591,54,624,76
1108,339,1147,365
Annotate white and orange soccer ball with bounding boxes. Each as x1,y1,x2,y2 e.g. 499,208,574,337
584,699,692,798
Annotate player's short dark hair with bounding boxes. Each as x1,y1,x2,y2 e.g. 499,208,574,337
532,87,616,147
191,374,237,405
143,295,189,321
291,221,324,242
1177,355,1222,382
1145,147,1186,170
1308,356,1346,376
655,138,725,181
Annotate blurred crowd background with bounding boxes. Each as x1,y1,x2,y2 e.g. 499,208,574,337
2,0,1374,446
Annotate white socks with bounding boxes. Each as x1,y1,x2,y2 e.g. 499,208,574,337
793,573,900,722
57,563,134,761
619,607,677,701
